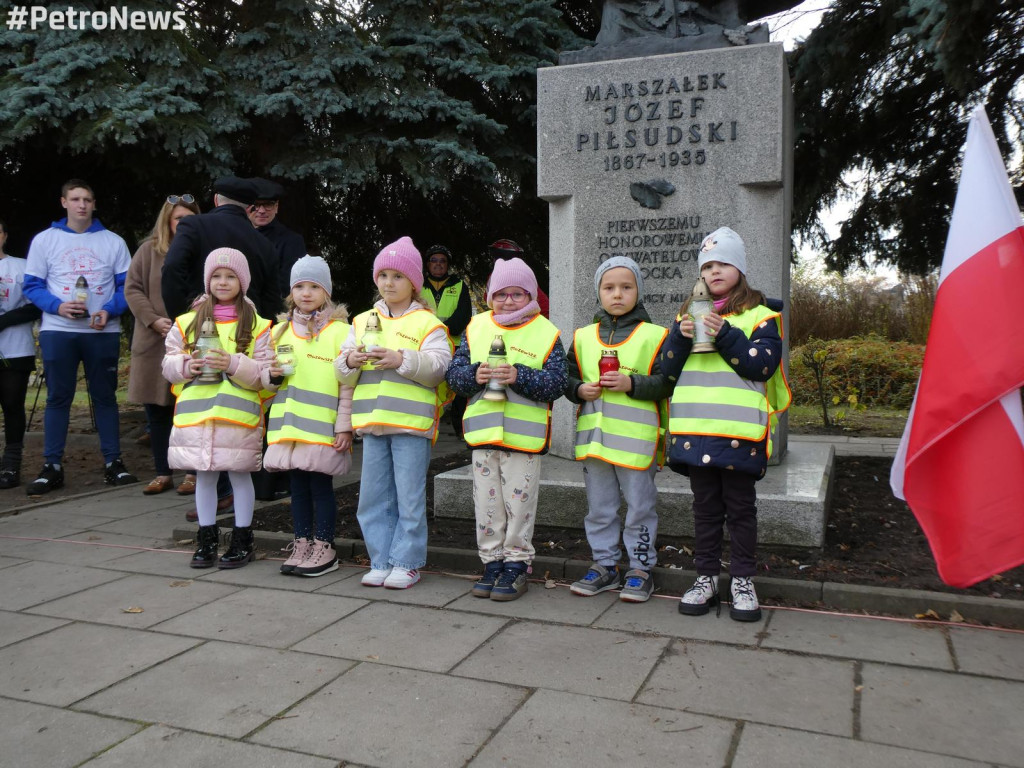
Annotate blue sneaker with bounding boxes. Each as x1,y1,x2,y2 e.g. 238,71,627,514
472,560,505,598
569,564,620,596
619,569,654,602
490,562,529,601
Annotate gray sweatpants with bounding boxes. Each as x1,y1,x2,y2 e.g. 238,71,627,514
582,459,659,570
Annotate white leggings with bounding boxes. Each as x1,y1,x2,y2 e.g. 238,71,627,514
195,471,255,528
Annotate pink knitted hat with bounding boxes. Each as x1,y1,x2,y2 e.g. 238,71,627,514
204,247,251,294
487,258,538,305
373,237,423,294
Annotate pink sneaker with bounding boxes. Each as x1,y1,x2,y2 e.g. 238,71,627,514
280,538,314,575
294,540,339,577
383,567,420,589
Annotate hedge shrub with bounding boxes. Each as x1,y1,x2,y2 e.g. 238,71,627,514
788,335,924,409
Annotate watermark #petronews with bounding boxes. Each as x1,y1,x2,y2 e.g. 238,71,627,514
6,5,188,32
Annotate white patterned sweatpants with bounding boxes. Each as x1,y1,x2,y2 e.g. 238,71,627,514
472,448,541,564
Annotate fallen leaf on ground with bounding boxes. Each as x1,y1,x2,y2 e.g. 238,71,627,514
544,579,556,589
176,539,193,546
121,606,144,614
168,580,193,587
949,610,965,623
914,609,941,620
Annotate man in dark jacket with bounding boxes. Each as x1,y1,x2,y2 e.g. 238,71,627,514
249,179,307,300
161,176,281,319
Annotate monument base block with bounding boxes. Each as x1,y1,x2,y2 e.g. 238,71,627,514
433,442,834,548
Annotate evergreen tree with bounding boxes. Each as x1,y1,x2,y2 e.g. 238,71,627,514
791,0,1024,275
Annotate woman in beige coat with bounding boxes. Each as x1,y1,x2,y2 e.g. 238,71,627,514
125,195,200,495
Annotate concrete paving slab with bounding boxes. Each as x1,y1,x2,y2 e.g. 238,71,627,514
25,573,240,629
0,554,25,569
17,532,168,566
860,662,1024,767
294,601,508,672
0,609,69,649
454,620,668,700
49,492,193,520
250,662,526,768
90,510,186,539
762,610,953,669
0,532,48,556
96,547,227,578
0,623,199,706
734,723,989,768
151,587,367,648
0,561,125,611
79,725,338,768
76,641,353,739
314,568,474,607
0,698,141,768
595,594,764,645
446,580,618,625
0,512,117,539
469,687,734,766
949,625,1024,682
637,641,855,736
200,557,354,592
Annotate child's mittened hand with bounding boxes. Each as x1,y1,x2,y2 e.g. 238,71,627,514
578,382,603,401
600,370,632,392
333,431,352,452
678,315,696,339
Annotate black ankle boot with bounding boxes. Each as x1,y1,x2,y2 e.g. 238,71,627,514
190,525,220,569
0,446,22,489
218,526,255,569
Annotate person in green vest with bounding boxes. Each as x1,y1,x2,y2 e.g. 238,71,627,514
162,248,274,569
445,257,568,601
420,245,472,438
565,256,674,603
660,227,791,622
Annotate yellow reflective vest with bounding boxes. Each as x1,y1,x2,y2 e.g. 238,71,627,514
573,322,668,470
669,305,792,458
267,319,350,446
462,312,561,453
350,309,447,433
420,280,464,323
171,312,272,429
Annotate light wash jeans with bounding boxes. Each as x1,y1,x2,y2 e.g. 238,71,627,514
356,433,432,571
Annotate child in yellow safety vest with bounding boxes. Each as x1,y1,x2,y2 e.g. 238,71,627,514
565,256,674,603
445,258,567,602
660,227,791,622
335,237,452,590
263,256,354,577
162,248,273,570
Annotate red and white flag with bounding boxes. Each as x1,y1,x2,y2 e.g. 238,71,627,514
890,106,1024,588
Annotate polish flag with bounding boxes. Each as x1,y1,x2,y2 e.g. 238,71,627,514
890,106,1024,588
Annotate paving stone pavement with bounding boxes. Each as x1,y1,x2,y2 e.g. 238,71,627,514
1,436,1023,766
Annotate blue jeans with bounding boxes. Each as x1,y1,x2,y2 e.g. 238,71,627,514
356,433,431,571
39,331,121,464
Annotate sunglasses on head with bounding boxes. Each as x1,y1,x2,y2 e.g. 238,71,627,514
167,194,195,205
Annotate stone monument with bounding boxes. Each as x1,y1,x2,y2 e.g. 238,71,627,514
434,2,836,548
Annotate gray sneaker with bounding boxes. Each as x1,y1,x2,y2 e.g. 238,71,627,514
619,569,654,602
569,564,620,596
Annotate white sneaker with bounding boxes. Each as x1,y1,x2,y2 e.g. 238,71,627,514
361,567,393,586
678,575,719,616
383,567,420,589
729,577,762,622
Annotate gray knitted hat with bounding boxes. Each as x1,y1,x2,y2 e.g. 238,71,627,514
698,227,747,275
594,256,644,300
290,255,332,295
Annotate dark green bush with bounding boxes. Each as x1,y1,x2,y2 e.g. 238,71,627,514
788,335,924,409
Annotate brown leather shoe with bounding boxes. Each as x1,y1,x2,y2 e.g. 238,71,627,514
176,475,197,495
142,476,174,495
185,494,234,523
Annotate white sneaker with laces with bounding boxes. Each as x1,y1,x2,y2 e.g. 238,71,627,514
361,567,393,586
729,577,762,622
383,567,420,589
678,574,719,616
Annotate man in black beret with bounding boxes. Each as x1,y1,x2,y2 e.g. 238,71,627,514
248,179,307,300
161,176,281,319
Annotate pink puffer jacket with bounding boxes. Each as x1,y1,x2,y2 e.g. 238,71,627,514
162,319,272,472
262,305,354,476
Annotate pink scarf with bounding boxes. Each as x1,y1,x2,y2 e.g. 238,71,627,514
492,301,540,327
213,303,238,321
